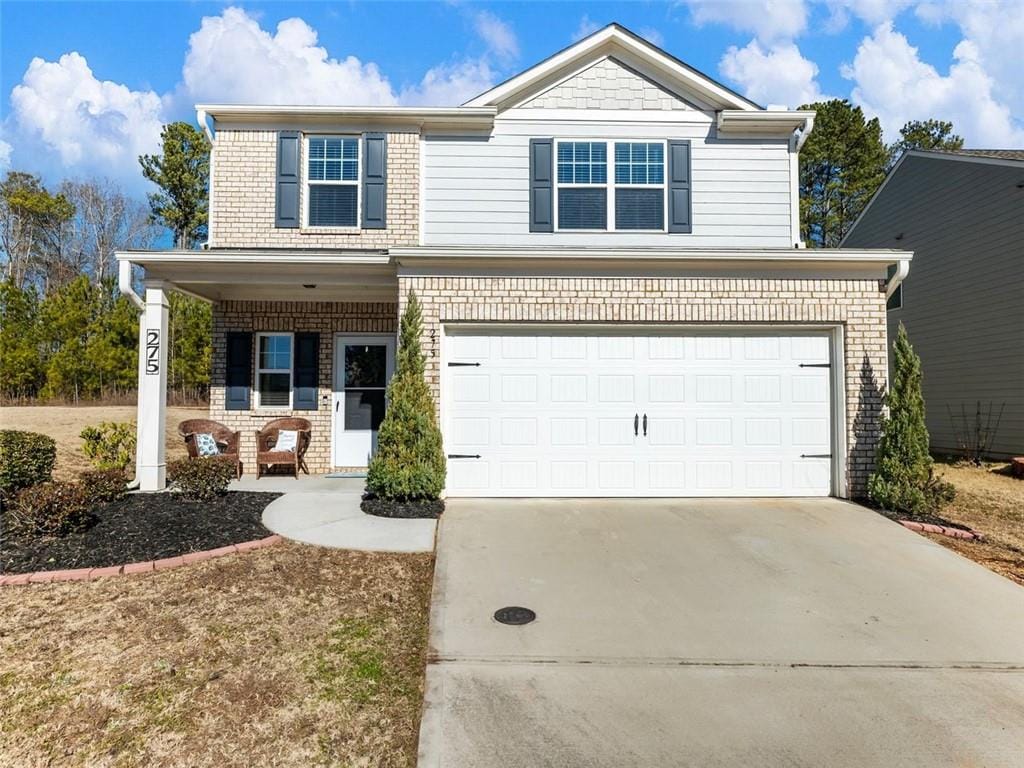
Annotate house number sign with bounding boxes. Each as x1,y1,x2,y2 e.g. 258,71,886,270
145,330,160,375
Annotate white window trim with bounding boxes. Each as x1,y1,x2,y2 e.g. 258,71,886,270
553,139,668,234
255,331,294,410
302,134,361,230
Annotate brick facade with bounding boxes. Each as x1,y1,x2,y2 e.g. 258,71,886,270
210,129,419,249
210,300,398,474
398,275,888,498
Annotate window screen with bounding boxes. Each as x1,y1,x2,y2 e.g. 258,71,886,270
307,136,358,227
615,188,664,230
308,185,357,227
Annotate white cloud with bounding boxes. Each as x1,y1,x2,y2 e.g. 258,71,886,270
638,27,667,47
720,39,825,107
843,22,1024,145
9,52,164,178
573,14,602,41
682,0,808,43
473,10,518,62
823,0,915,30
401,59,496,106
0,139,12,172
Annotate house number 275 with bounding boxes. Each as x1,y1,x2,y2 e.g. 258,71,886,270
145,330,160,374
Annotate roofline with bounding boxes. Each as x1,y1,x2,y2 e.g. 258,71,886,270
116,249,391,266
463,22,761,112
196,104,497,127
841,148,1024,246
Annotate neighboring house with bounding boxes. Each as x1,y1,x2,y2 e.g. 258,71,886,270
117,24,910,499
843,149,1023,459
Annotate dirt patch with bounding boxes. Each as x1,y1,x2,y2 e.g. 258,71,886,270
2,492,280,573
0,405,207,481
0,544,433,767
926,461,1024,585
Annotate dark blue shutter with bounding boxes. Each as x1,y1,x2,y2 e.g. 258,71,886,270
293,332,319,410
275,131,301,228
225,332,252,411
362,133,387,229
529,138,553,232
668,140,692,234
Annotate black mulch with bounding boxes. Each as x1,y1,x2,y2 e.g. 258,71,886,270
0,491,281,574
361,496,444,519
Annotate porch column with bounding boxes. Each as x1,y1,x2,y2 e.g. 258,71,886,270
136,283,169,491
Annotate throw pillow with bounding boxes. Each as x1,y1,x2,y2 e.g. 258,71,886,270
275,429,298,452
195,433,221,457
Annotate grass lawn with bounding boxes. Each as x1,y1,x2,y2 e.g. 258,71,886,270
0,544,434,767
0,405,207,481
930,460,1024,586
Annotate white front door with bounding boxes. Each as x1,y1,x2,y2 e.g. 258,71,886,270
443,329,834,497
333,335,395,467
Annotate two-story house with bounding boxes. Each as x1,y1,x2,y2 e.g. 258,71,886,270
117,24,910,499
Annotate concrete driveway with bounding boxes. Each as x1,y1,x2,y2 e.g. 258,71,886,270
418,498,1024,767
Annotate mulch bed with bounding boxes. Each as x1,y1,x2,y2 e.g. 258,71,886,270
1,491,280,574
361,496,444,519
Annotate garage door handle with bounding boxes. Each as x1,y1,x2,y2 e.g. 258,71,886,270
634,414,639,436
800,454,832,459
642,414,648,436
448,454,481,459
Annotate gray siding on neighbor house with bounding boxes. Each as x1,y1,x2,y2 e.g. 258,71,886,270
844,154,1024,458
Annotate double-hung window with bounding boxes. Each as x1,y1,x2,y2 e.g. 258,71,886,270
256,333,293,408
306,136,359,227
554,140,667,232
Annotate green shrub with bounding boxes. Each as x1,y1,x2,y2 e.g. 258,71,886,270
869,323,956,515
366,292,446,501
0,430,57,502
79,468,128,504
10,481,93,536
167,456,236,501
80,421,136,471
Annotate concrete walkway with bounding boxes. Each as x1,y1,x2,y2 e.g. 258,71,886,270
236,475,435,553
419,498,1024,767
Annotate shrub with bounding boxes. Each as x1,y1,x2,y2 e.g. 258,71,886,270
80,421,136,471
167,456,236,501
869,323,955,515
10,481,93,536
79,468,128,504
366,292,446,501
0,430,57,502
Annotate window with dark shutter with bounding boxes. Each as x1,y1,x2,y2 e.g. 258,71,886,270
529,138,553,232
275,132,300,228
225,332,252,411
293,333,320,410
306,136,359,227
362,133,386,229
556,141,608,230
613,142,665,230
667,140,692,234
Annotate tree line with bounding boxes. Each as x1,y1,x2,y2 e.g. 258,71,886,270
0,109,963,404
0,124,211,403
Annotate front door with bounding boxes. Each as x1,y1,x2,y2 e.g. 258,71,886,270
333,335,395,467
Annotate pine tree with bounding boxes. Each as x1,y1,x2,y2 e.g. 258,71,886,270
366,292,446,500
139,122,210,249
869,323,954,515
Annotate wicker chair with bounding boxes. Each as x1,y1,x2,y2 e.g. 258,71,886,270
177,419,243,479
255,417,312,479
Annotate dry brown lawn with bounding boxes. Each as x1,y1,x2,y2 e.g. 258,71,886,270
0,405,207,480
0,544,434,767
929,460,1024,585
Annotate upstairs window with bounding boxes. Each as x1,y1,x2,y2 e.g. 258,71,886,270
306,136,359,227
554,140,666,232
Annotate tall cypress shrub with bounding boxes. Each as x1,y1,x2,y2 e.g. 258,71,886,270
367,292,446,500
869,323,953,515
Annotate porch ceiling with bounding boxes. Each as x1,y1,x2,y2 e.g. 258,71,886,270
116,249,398,303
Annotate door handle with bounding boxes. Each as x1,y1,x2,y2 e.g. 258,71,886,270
335,400,339,412
634,413,639,436
643,414,648,436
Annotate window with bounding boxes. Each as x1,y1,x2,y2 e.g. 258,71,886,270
614,142,665,230
306,136,359,227
557,141,607,229
256,333,292,408
554,140,666,232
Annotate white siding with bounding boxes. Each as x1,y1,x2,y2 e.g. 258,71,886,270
423,116,795,248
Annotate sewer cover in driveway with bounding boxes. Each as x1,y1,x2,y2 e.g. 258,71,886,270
494,606,536,625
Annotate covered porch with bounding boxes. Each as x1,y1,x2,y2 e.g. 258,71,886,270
116,249,401,491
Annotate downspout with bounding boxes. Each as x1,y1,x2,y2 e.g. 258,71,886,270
792,115,815,152
789,115,814,248
119,259,145,490
886,258,910,299
196,108,214,143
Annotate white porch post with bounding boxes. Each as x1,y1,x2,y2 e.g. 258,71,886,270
137,283,169,491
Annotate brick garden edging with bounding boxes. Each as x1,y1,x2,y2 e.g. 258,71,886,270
899,520,984,542
0,534,283,586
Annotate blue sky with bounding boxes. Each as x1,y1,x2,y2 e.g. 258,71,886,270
2,1,1022,194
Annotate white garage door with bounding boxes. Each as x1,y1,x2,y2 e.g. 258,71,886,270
443,329,834,497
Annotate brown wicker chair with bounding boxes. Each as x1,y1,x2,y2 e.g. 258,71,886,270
255,417,312,479
177,419,243,479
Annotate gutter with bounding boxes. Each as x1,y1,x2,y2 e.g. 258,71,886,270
118,259,144,491
792,114,815,152
886,258,910,299
196,108,214,143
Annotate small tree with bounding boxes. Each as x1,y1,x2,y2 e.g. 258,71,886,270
139,122,210,249
869,323,954,515
366,292,446,500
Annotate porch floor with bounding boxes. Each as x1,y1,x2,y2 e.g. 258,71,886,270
249,475,436,554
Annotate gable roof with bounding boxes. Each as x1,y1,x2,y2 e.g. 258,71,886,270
464,23,761,112
924,148,1024,162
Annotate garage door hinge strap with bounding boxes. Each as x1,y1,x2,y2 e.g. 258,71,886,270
800,454,832,458
799,363,831,368
447,362,481,367
447,454,481,459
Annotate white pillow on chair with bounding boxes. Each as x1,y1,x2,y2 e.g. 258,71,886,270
275,429,298,452
195,433,220,456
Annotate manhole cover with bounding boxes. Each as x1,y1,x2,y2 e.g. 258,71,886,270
494,606,536,625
